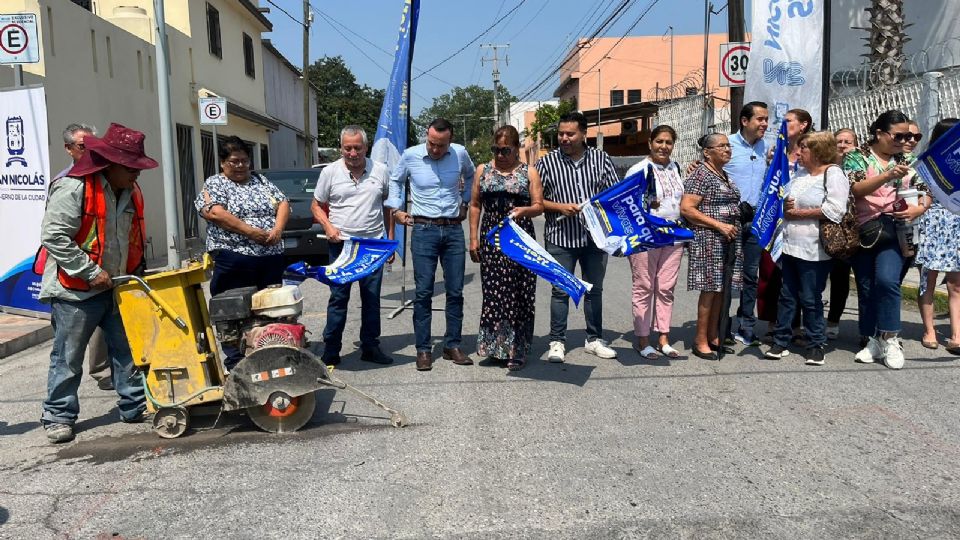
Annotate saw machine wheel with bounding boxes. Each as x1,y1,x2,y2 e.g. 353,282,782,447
153,407,189,439
246,391,316,433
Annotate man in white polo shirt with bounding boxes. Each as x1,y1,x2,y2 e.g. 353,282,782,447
311,125,394,366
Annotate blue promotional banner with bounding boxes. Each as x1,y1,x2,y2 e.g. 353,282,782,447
486,218,592,306
914,121,960,214
580,167,693,257
370,0,419,259
751,119,791,260
0,87,50,314
286,237,398,286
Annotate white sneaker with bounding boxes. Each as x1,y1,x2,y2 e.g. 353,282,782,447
882,337,904,370
584,339,617,359
855,336,884,364
547,341,566,363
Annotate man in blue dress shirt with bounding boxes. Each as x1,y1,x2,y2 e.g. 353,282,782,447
724,101,770,346
386,118,476,371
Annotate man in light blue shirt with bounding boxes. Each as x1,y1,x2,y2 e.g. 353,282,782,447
387,118,476,371
724,101,769,346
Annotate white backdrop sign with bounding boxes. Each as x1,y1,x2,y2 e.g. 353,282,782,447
0,86,49,313
744,1,825,143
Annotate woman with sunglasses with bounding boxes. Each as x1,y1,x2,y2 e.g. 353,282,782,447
681,133,743,360
916,118,960,355
195,136,290,369
904,120,923,155
468,125,544,371
843,110,931,369
624,125,684,359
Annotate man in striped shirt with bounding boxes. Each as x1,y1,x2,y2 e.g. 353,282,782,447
536,111,620,362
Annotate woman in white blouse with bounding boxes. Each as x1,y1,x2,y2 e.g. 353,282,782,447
625,125,686,359
763,131,850,365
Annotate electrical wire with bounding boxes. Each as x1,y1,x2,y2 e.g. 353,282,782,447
264,0,305,27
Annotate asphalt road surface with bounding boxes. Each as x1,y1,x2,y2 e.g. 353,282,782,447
2,219,959,539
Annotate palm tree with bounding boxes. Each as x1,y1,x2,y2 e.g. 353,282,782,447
863,0,910,86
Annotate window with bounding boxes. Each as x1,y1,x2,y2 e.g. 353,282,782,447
90,30,98,72
206,3,222,59
260,144,270,170
610,89,624,107
176,124,199,239
243,33,255,78
627,89,641,104
70,0,92,10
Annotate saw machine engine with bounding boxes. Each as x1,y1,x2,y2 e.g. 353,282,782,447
209,285,307,354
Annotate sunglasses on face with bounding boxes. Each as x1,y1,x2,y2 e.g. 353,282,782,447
490,146,513,157
69,142,85,150
886,131,922,143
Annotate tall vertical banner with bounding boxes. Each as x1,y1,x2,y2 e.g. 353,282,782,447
0,86,49,313
371,0,420,258
744,1,824,144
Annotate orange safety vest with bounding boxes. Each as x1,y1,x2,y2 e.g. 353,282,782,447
33,174,146,291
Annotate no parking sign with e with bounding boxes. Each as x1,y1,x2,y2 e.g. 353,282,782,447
0,13,40,64
199,96,228,125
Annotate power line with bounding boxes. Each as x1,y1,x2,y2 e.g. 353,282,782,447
264,0,305,27
413,0,529,80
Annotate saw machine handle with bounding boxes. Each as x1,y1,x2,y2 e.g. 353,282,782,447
112,275,189,330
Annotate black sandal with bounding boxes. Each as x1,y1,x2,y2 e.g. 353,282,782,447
507,358,525,371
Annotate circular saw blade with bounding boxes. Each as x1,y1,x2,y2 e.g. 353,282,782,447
246,391,316,433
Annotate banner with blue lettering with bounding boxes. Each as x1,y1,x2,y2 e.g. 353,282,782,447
486,218,592,306
580,167,693,257
0,87,50,314
285,237,398,286
751,119,791,260
744,0,824,144
914,121,960,214
371,0,419,259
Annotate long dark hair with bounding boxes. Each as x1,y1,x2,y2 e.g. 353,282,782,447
867,110,910,144
930,118,959,146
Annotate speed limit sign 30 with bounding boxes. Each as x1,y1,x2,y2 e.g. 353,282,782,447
720,42,750,88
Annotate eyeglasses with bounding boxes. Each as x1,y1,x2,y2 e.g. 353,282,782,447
225,159,250,167
706,144,733,149
490,146,514,157
886,131,922,143
69,142,85,150
122,165,140,173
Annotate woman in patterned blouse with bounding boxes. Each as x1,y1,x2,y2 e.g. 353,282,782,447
195,136,290,368
843,110,931,370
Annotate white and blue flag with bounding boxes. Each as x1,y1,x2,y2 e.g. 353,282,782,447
486,218,592,306
371,0,419,258
580,166,694,257
286,237,399,286
750,119,791,260
914,121,960,214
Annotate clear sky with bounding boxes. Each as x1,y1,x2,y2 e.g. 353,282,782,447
264,0,744,115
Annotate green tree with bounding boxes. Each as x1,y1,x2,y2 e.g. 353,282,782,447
416,84,515,164
305,56,385,149
524,99,577,150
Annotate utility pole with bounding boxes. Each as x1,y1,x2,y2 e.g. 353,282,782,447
728,0,745,133
663,26,674,92
481,44,509,128
701,0,714,135
153,0,180,269
456,114,475,146
303,2,313,166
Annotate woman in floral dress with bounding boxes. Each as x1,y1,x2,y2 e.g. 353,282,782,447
468,126,544,371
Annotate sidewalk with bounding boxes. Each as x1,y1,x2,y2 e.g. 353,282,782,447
0,312,52,359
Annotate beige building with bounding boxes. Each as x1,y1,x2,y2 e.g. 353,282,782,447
1,0,276,264
553,33,736,156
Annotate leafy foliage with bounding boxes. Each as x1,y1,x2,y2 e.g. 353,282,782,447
416,84,515,164
305,56,385,149
524,99,577,149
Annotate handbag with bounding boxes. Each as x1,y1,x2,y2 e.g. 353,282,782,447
858,214,896,249
818,166,860,259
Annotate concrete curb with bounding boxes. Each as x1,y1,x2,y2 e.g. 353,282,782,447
0,314,54,359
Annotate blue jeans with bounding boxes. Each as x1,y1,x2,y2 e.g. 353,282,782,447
546,241,608,343
772,255,832,348
411,223,465,352
210,250,286,369
322,241,384,356
736,232,762,337
852,238,904,335
42,291,146,425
